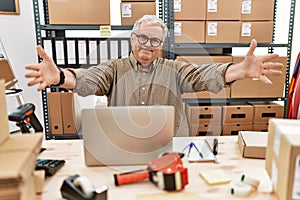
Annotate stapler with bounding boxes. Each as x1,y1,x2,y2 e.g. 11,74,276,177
60,174,108,200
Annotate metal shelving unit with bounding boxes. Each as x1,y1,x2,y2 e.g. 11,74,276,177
32,0,169,139
176,0,296,118
32,0,296,139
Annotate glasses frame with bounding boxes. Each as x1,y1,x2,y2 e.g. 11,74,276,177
132,32,163,47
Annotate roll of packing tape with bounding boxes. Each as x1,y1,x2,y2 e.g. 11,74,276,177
240,174,260,188
230,180,254,197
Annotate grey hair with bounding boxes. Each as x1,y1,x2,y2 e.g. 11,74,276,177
132,15,168,41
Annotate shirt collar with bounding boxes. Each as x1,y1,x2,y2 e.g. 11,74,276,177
129,52,158,73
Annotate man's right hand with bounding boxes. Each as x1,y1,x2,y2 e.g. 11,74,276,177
25,45,60,91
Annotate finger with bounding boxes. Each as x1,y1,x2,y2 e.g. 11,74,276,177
37,82,48,92
25,64,40,71
246,39,257,56
27,77,43,87
262,62,283,70
36,45,51,60
260,75,273,85
259,53,279,62
25,71,40,78
262,69,283,76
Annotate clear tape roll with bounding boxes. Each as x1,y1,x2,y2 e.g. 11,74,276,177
230,180,255,197
241,174,260,188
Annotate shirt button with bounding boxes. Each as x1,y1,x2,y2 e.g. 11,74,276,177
142,72,146,75
141,102,145,105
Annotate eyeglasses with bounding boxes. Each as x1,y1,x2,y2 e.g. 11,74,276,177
133,32,163,47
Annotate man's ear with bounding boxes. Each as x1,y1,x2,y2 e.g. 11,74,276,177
130,32,134,42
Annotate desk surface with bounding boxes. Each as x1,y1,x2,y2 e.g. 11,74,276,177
40,136,275,200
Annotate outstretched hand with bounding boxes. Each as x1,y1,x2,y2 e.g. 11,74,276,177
241,39,283,85
25,45,60,91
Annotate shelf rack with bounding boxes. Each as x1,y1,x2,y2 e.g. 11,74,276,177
32,0,296,139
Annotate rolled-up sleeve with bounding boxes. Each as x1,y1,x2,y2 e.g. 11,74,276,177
68,61,114,97
174,60,232,94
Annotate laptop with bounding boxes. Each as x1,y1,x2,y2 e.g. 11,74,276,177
82,106,174,166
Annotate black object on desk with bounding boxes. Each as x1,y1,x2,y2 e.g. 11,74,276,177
35,159,65,176
61,174,108,200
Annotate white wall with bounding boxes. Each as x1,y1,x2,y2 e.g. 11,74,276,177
0,0,299,129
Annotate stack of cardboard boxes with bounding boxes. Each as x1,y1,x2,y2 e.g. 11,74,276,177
0,80,44,199
185,102,284,136
185,104,222,136
174,0,274,44
121,0,156,25
222,103,254,135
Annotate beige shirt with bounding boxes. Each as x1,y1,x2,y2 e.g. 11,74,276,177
71,53,231,136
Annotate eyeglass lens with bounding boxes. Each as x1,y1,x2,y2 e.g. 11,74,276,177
134,33,162,47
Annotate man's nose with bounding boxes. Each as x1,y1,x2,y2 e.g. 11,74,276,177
144,39,152,47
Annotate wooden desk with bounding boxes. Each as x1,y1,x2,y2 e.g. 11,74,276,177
40,136,275,200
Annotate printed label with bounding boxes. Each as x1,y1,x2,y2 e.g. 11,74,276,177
122,4,132,18
174,22,182,36
174,0,181,12
207,22,218,36
292,155,300,199
242,23,252,36
207,0,217,13
242,0,252,14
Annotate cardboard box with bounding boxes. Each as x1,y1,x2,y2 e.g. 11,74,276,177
185,104,222,124
60,92,81,134
174,21,205,43
122,0,155,1
0,80,43,199
48,92,63,135
176,56,233,64
48,0,110,25
265,119,300,178
231,56,287,98
222,104,254,123
121,2,156,25
205,21,241,43
189,123,222,136
253,122,269,132
174,0,206,20
34,170,45,195
271,133,300,200
182,87,230,99
240,21,273,43
241,0,274,21
238,131,268,159
266,120,300,200
222,123,253,135
206,0,241,20
248,102,284,122
0,59,16,90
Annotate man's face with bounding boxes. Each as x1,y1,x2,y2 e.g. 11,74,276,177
131,23,164,67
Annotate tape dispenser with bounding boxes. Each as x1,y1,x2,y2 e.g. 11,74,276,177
60,174,108,200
